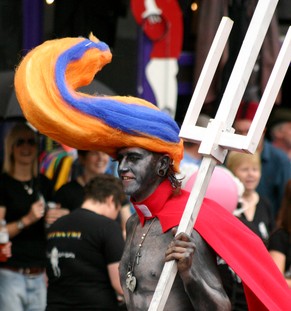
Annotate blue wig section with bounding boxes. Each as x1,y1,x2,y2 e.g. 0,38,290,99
55,40,180,143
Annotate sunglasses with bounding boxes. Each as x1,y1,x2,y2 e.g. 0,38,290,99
15,138,37,147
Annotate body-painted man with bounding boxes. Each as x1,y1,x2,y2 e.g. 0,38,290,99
117,147,230,310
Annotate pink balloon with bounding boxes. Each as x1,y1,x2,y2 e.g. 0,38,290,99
184,166,239,213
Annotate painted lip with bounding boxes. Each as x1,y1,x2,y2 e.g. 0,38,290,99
120,174,135,181
120,174,136,188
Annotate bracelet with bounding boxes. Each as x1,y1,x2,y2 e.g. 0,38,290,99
16,219,25,230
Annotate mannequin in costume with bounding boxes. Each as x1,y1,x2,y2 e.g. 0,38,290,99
14,35,291,310
131,0,183,118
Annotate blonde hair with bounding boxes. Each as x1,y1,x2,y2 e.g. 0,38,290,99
226,151,261,175
3,122,38,176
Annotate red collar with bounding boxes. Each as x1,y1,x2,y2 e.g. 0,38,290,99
131,179,188,232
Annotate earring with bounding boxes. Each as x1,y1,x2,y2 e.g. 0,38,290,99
158,169,166,177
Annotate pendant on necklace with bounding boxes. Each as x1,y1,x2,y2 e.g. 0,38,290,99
23,184,33,195
125,218,156,293
126,271,137,292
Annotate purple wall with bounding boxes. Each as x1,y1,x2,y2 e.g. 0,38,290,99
22,0,43,53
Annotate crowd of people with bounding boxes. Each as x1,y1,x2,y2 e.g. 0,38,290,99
0,122,130,310
1,103,291,309
0,1,290,309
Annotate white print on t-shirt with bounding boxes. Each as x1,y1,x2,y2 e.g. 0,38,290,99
258,222,269,240
47,247,75,277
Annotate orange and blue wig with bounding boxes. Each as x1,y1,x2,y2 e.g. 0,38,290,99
14,34,183,172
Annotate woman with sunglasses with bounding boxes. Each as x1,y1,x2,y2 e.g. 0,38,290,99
0,122,54,311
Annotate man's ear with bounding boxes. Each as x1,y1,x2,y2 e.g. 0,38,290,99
156,155,171,177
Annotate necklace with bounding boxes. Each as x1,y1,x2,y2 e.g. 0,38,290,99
126,217,156,292
22,179,34,195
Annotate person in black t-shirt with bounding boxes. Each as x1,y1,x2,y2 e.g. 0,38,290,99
226,151,274,245
0,122,54,311
46,174,126,310
219,150,274,310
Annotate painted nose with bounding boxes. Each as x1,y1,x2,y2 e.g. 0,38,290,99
118,158,129,175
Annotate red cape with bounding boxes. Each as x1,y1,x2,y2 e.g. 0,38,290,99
133,180,291,310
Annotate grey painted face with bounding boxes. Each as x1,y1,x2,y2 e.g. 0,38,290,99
117,147,162,202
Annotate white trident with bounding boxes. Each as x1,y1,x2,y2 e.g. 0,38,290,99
149,0,291,309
